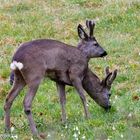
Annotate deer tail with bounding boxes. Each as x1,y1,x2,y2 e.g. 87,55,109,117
10,61,24,70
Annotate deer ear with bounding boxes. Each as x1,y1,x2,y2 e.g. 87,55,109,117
77,24,88,40
105,66,110,76
107,69,118,85
101,72,112,86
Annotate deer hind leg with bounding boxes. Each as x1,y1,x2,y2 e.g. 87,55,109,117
23,78,42,136
56,82,66,122
4,70,26,132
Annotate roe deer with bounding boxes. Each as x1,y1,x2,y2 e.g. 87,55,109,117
4,20,107,136
82,67,117,110
57,66,117,126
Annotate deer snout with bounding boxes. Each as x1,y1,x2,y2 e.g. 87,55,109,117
100,51,107,57
104,105,111,111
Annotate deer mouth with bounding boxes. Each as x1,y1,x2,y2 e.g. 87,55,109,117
100,51,107,57
104,105,111,111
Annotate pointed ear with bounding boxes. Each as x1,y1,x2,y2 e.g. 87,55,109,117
107,69,118,85
101,72,112,86
105,66,110,76
86,20,95,37
77,24,88,40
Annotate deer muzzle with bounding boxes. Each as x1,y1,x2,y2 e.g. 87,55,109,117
100,51,107,57
104,105,111,111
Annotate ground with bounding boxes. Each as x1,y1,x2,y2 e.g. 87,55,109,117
0,0,140,139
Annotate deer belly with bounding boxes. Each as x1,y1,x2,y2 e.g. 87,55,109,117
46,70,72,85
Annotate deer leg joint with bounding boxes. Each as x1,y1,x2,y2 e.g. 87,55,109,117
24,110,31,115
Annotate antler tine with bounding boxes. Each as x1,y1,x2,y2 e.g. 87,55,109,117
86,20,90,29
91,20,96,26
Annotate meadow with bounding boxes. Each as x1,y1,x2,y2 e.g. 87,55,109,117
0,0,140,139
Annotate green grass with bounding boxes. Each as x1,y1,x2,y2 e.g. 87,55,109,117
0,0,140,139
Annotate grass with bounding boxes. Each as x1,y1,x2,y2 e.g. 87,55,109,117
0,0,140,139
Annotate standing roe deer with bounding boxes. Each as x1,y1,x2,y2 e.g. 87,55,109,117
4,20,108,136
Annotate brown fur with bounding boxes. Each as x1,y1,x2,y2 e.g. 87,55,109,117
4,21,109,137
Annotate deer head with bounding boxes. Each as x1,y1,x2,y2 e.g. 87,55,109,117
83,67,118,111
77,20,107,59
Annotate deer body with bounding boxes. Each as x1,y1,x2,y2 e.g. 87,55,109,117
4,20,112,137
12,39,88,85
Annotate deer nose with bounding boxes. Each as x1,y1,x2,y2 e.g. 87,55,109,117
104,105,111,111
100,51,107,57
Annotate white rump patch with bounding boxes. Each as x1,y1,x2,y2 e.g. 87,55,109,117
10,61,23,70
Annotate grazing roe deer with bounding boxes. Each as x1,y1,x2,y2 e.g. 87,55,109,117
4,20,108,136
57,66,117,124
82,67,117,110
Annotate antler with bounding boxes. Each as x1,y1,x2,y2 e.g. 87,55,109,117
86,20,95,37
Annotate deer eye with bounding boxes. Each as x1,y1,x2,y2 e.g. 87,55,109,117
93,41,98,46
